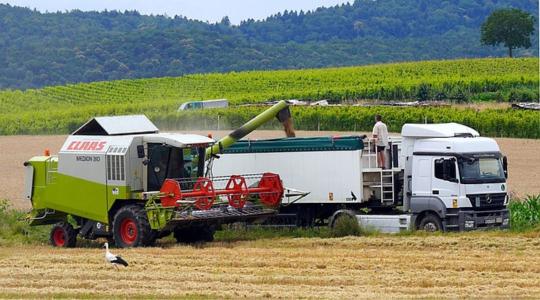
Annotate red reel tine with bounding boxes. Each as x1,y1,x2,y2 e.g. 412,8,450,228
160,179,182,207
192,177,216,210
225,175,249,208
257,173,284,208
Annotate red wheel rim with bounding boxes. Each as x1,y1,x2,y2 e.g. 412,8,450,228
53,227,65,247
120,218,138,245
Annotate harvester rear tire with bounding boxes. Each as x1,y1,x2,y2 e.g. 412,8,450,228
50,222,77,248
174,226,215,243
112,205,155,248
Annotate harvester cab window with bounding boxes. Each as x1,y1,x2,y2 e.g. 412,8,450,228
182,147,206,178
182,148,193,176
147,143,206,191
147,144,186,191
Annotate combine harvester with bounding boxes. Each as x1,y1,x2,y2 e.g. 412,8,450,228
213,123,511,232
24,101,298,247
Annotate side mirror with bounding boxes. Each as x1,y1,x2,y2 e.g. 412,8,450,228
502,156,508,179
137,145,145,159
448,177,459,183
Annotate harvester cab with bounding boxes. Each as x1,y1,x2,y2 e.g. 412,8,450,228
25,110,289,248
140,133,212,191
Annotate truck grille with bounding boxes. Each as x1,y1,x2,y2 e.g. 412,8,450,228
467,193,506,209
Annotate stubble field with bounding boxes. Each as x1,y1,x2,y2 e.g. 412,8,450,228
1,130,539,298
1,233,540,298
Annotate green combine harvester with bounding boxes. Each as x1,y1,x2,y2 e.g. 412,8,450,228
24,101,294,247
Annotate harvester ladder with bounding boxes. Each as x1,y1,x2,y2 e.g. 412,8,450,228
46,157,58,184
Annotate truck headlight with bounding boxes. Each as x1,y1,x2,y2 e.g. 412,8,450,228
502,218,509,226
465,220,475,229
504,195,509,205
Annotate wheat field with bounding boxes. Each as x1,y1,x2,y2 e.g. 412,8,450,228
1,232,540,299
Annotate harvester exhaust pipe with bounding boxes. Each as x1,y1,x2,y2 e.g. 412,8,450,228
206,100,295,159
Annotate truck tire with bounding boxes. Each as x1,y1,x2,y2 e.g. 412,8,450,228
418,214,442,232
112,205,155,248
329,212,362,237
174,226,215,243
329,210,357,229
50,222,77,248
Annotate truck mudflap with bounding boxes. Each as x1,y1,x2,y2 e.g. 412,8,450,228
445,208,510,231
162,204,277,231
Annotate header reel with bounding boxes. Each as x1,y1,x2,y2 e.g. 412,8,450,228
159,173,284,210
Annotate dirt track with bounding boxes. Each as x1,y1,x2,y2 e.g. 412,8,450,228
1,131,539,209
1,233,540,298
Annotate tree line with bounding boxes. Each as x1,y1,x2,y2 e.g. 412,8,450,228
0,0,537,89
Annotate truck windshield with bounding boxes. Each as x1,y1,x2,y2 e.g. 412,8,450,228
458,155,505,184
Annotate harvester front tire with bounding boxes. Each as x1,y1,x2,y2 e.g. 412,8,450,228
50,222,77,248
112,205,155,248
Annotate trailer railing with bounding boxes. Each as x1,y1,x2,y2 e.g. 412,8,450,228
363,138,380,169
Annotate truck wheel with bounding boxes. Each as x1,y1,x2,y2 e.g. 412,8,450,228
174,226,215,243
112,205,155,248
418,214,442,232
329,212,361,237
50,222,77,248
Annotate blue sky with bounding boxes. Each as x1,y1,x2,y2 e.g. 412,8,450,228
1,0,350,24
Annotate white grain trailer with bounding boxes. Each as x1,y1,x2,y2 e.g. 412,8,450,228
212,123,510,232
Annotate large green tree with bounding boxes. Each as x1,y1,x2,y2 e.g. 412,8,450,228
481,8,535,57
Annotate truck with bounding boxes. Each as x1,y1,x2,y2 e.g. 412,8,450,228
24,101,296,248
212,123,510,232
178,99,228,111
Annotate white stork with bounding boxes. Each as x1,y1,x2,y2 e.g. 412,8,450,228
103,242,129,269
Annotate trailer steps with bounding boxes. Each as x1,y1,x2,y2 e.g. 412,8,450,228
363,169,396,205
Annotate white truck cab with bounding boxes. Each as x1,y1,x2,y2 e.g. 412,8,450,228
401,123,509,231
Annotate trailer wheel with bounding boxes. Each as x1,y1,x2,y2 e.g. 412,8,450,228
329,212,361,237
112,205,155,248
174,226,215,243
418,214,442,232
50,222,77,248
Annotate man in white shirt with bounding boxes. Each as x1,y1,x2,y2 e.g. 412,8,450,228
372,114,389,169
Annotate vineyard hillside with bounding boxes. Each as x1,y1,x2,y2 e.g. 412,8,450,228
0,58,538,137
